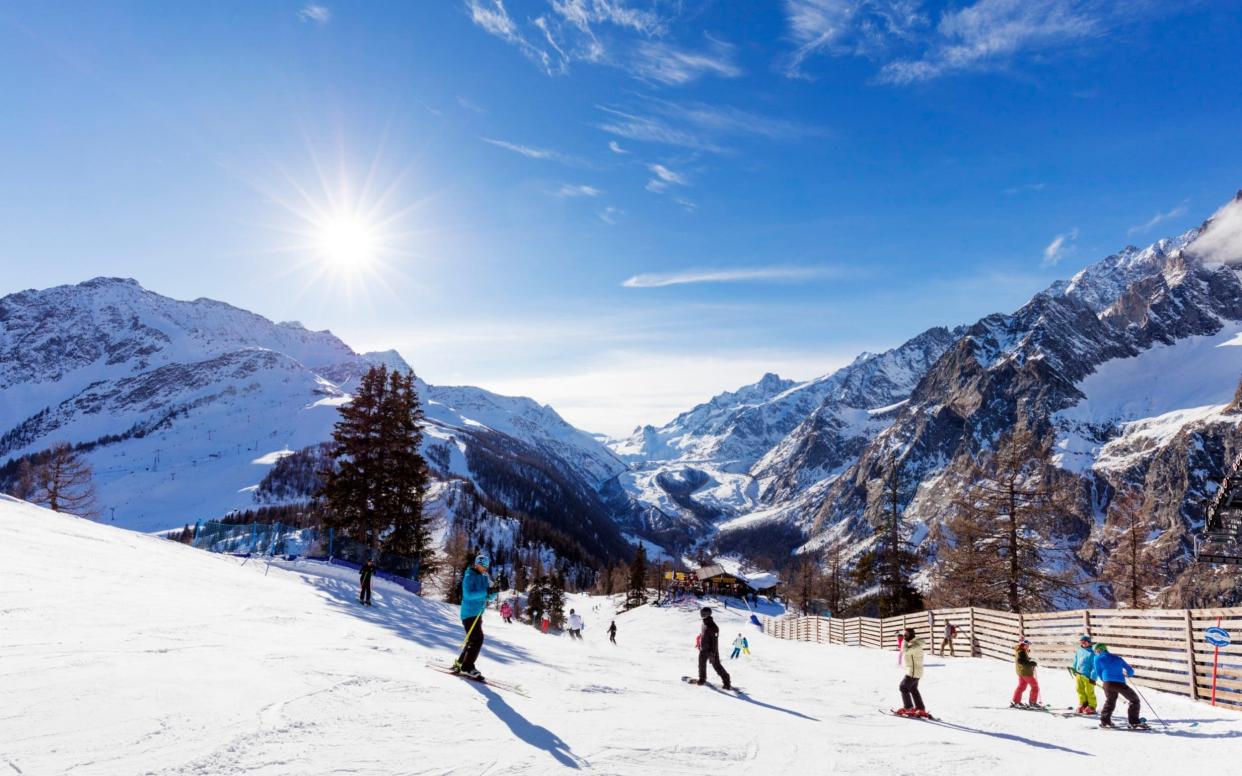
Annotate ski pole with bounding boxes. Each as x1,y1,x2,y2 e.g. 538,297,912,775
453,612,483,666
1130,683,1167,727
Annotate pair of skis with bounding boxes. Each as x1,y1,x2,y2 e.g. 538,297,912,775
425,662,529,697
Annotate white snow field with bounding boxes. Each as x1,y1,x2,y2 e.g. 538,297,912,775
2,497,1240,776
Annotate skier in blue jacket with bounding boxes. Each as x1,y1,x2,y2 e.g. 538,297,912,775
1089,643,1145,728
1070,635,1097,714
453,554,496,680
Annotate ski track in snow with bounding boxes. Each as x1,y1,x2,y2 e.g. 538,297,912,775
2,496,1241,775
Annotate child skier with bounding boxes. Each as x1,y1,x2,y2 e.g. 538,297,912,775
500,601,513,624
1071,634,1097,714
730,634,744,659
741,635,750,656
358,559,375,606
1011,637,1040,707
541,612,551,633
1090,643,1146,729
453,554,496,680
939,622,957,656
696,607,732,689
897,627,927,717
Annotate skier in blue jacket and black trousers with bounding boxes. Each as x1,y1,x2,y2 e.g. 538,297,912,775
1090,643,1146,729
453,554,496,680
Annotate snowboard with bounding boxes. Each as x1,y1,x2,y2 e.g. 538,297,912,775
426,663,529,697
681,676,742,692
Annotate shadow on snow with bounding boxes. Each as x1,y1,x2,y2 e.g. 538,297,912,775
468,681,586,769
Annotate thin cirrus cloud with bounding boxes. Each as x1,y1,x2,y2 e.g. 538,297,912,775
622,265,837,288
298,3,331,24
554,183,602,198
1042,227,1079,265
596,99,824,154
1128,201,1188,235
781,0,1178,85
645,163,688,193
480,137,582,166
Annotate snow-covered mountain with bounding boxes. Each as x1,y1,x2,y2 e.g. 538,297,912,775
0,278,627,564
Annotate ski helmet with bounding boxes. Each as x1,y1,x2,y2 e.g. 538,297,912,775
1018,637,1031,647
1093,642,1109,653
474,553,491,570
1078,634,1092,644
700,607,712,618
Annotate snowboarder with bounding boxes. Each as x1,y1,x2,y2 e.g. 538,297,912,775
358,558,375,606
452,554,495,680
1090,643,1146,729
730,634,744,659
696,607,731,689
608,620,617,644
567,609,584,640
1071,634,1098,714
897,627,928,717
1011,637,1040,707
939,622,957,656
500,601,513,624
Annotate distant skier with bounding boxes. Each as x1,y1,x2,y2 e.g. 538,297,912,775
1090,643,1146,729
1011,638,1040,707
500,601,513,624
741,635,750,656
541,612,551,634
939,622,957,656
452,554,496,680
567,609,584,640
695,607,731,689
608,620,617,644
896,627,928,717
1070,634,1098,714
730,634,744,659
358,558,375,606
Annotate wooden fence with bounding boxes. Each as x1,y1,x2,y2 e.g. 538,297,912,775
764,606,1242,709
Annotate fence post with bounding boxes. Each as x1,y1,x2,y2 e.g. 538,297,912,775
968,606,978,657
1082,609,1091,638
1018,611,1026,641
927,610,935,647
1183,609,1200,701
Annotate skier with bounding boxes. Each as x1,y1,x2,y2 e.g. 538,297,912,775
730,634,744,659
499,601,513,624
1090,643,1146,729
358,558,375,606
608,620,617,644
696,607,732,689
939,622,957,657
1070,634,1098,714
567,609,584,640
1011,637,1040,707
741,635,750,656
541,612,551,634
896,627,928,717
452,554,495,680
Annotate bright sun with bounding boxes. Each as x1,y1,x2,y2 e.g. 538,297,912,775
316,214,378,271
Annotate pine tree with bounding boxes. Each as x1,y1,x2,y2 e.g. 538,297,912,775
319,366,433,578
870,452,922,617
928,480,1009,609
547,572,567,629
628,544,648,606
951,424,1077,612
824,540,850,616
25,443,98,518
793,558,821,614
1100,488,1160,609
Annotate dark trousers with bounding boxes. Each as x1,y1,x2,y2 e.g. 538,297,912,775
609,632,616,644
698,649,730,686
359,577,372,604
456,616,484,671
1100,681,1141,725
900,675,924,711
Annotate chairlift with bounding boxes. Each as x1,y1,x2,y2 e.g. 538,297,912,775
1194,452,1242,565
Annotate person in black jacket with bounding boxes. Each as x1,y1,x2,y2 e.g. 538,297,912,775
696,607,731,689
608,620,617,644
359,559,375,606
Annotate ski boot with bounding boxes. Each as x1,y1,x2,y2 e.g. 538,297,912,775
912,709,931,718
1099,719,1115,728
1128,721,1151,730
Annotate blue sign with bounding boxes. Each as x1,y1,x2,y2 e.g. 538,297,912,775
1205,626,1231,648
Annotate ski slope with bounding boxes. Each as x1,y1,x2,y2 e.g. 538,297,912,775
2,497,1239,775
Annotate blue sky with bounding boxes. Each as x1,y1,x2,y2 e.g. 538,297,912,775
2,1,1241,435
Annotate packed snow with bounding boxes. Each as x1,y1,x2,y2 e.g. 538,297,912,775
3,497,1238,775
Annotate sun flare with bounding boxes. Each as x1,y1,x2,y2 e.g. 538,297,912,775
316,213,378,272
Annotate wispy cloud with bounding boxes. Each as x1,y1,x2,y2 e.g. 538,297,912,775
466,0,566,75
554,183,602,197
597,205,623,224
608,140,628,154
1042,227,1079,265
596,98,824,153
596,106,725,153
782,0,927,78
298,3,331,24
480,137,580,165
630,38,742,85
622,265,836,288
1128,200,1188,235
457,96,487,113
1005,181,1047,195
645,163,689,193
